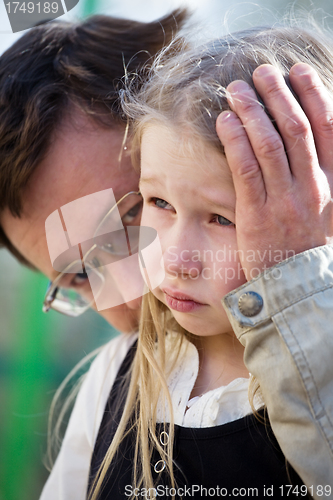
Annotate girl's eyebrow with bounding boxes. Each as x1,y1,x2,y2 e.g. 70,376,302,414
140,178,235,212
201,193,235,213
139,177,162,187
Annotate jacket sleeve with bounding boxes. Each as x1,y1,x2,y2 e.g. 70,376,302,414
222,245,333,498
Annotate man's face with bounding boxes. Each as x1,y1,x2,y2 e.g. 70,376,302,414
1,110,142,332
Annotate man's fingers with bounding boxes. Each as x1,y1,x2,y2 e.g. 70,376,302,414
226,79,292,196
289,62,333,169
252,64,320,183
216,110,266,207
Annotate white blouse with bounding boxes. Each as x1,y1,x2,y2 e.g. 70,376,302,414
39,332,254,500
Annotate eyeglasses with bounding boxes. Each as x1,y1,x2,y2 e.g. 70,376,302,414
42,191,143,317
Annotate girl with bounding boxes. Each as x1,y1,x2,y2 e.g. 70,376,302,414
42,23,333,500
87,24,333,499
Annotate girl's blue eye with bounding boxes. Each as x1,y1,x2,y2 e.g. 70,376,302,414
216,215,233,226
153,198,172,209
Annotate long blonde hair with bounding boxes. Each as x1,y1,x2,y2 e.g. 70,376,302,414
89,22,333,499
88,292,188,499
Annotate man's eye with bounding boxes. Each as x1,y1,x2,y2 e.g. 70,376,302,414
215,215,233,226
153,198,173,209
71,272,89,286
122,201,143,225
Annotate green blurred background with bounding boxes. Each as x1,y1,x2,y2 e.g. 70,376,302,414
1,0,333,499
0,251,116,500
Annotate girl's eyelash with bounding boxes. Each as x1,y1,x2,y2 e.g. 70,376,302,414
147,197,234,226
150,197,173,209
213,215,235,227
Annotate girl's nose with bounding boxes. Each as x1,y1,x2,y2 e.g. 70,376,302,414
163,243,202,279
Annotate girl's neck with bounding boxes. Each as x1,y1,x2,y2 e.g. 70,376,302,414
189,332,249,399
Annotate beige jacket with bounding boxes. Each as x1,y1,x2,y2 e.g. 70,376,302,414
222,244,333,499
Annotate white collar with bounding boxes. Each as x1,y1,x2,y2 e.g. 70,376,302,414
156,333,255,428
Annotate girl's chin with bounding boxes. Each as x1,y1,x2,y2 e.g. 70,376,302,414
168,310,232,338
169,314,208,335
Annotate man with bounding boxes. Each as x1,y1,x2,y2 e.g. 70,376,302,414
0,10,188,331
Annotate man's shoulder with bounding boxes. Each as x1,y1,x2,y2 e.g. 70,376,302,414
85,331,138,386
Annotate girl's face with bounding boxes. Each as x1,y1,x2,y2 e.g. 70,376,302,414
140,124,247,338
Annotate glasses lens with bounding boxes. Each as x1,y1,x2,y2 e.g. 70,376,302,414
93,229,132,257
46,286,90,317
44,262,105,317
118,194,143,227
93,193,143,256
44,193,145,316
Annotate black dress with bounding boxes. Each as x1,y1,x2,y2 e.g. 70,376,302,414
88,341,306,499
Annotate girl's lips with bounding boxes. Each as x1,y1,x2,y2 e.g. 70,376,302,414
162,287,205,313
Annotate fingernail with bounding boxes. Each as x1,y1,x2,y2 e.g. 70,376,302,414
253,64,277,78
219,111,233,122
227,80,250,94
290,63,312,76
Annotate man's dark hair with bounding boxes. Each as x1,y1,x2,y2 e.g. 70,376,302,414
0,10,188,265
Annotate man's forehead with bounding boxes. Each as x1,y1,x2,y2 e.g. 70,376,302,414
56,106,110,137
23,118,137,213
2,112,139,276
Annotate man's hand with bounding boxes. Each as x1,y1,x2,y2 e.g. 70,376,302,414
216,63,333,281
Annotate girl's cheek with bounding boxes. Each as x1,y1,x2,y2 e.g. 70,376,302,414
226,264,247,291
141,204,163,232
142,211,168,245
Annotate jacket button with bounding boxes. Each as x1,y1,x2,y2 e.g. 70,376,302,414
238,291,263,317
